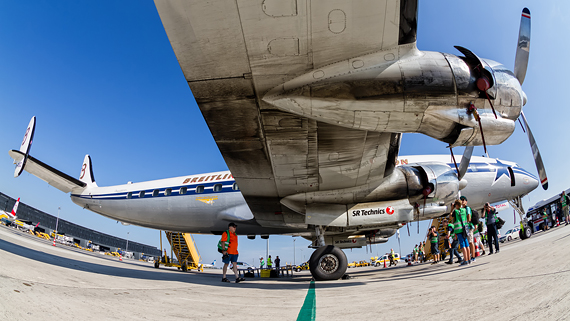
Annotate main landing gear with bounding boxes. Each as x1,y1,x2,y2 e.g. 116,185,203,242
308,226,348,281
309,245,348,281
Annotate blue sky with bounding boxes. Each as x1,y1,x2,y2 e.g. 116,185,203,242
0,1,567,267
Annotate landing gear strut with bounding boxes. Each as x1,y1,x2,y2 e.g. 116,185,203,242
308,226,348,281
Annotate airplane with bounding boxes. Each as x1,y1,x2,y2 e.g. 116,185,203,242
8,4,547,281
9,117,538,279
0,197,20,224
201,260,217,269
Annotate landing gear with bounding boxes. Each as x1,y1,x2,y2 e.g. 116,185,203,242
309,245,348,281
520,226,532,240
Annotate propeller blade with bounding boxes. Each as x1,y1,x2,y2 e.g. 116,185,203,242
521,111,548,190
514,8,531,85
457,146,474,181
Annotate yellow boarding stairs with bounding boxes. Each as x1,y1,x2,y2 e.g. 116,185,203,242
155,231,202,272
423,214,474,261
423,216,449,261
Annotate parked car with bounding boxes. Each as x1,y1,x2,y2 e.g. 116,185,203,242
233,261,254,269
499,227,520,243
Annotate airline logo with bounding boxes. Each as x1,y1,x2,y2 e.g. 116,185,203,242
196,196,218,205
183,173,233,184
352,206,394,217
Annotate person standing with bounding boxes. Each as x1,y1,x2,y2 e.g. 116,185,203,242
274,256,280,270
483,203,500,255
452,199,471,265
460,196,476,263
562,191,570,225
220,222,245,283
419,242,425,263
428,226,440,264
413,244,419,263
542,208,549,230
259,257,264,268
267,255,273,269
445,216,463,265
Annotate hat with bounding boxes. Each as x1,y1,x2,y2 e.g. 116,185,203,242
228,222,237,228
460,196,468,201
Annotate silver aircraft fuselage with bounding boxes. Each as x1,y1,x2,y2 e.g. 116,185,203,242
70,156,538,236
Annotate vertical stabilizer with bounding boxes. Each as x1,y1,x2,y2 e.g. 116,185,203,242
14,117,36,177
79,155,98,188
6,198,20,220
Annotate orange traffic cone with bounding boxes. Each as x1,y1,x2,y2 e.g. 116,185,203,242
119,254,123,261
383,259,387,268
52,238,56,246
556,217,560,227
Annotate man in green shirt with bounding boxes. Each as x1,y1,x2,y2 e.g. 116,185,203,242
542,208,549,230
452,199,471,265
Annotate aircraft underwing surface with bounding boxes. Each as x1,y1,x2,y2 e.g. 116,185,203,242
154,0,418,226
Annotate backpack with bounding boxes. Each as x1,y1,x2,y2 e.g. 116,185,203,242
470,208,480,225
217,230,230,253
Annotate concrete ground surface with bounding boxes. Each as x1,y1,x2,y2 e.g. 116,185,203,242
1,224,570,321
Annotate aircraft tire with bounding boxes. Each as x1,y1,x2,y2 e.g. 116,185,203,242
154,260,160,268
309,245,347,281
181,264,188,272
520,227,532,240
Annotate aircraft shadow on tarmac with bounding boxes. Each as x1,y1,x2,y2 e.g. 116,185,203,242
3,234,502,290
1,237,375,289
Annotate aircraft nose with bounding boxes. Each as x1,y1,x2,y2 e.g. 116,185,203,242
521,172,539,193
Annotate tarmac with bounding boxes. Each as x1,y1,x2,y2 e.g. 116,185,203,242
1,223,570,321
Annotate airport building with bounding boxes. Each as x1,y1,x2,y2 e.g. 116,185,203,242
0,192,161,258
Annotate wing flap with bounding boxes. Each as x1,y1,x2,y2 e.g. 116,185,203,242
9,150,86,193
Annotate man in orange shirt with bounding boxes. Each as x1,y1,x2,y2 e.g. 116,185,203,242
221,222,245,283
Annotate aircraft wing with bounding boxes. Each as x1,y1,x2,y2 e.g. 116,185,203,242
154,0,417,226
9,150,86,194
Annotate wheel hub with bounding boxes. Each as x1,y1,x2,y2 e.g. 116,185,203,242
318,254,339,274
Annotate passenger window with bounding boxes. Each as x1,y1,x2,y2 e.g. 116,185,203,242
507,167,515,186
196,186,204,194
152,189,159,197
232,183,239,191
139,191,145,198
180,187,187,195
165,188,172,196
126,192,132,199
213,184,222,192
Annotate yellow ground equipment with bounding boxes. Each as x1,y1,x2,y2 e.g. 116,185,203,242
154,231,201,272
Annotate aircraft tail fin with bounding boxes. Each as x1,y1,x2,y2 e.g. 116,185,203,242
14,117,36,177
79,155,98,188
10,117,90,193
8,198,20,220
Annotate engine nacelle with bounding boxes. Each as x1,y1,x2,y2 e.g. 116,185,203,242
280,163,461,227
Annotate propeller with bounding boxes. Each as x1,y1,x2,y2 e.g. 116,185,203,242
520,111,548,190
512,8,548,190
454,46,498,119
514,8,531,85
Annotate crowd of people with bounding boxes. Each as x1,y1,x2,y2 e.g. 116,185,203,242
412,196,503,266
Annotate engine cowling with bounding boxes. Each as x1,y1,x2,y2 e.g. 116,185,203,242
280,162,461,227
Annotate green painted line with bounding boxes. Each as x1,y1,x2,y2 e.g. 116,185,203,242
296,281,316,321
